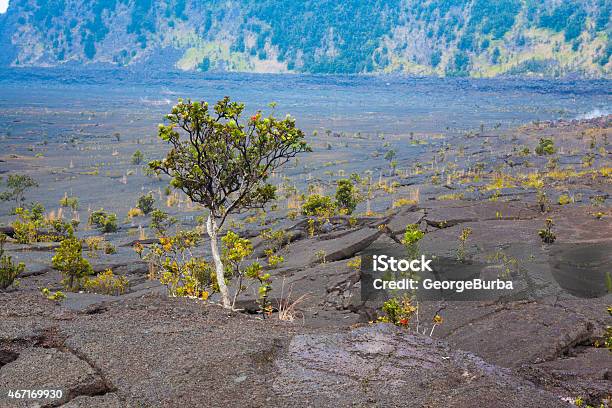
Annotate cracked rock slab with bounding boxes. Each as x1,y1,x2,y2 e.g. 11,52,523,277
423,201,539,228
273,324,569,407
279,227,381,269
0,347,107,407
440,302,595,368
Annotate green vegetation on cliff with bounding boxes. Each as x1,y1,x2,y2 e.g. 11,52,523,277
1,0,610,77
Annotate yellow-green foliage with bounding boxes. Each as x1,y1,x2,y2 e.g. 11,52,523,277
52,231,93,291
437,193,464,200
267,252,284,269
378,296,417,327
335,179,359,215
558,194,572,205
485,173,515,191
84,269,129,296
347,257,361,272
139,231,212,299
392,198,417,208
402,224,424,246
521,173,544,189
223,230,272,313
127,207,143,218
88,209,118,233
302,194,335,217
0,234,25,289
535,138,555,155
12,206,44,244
59,194,79,210
41,287,66,302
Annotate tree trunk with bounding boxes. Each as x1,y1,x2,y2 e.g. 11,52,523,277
207,214,231,308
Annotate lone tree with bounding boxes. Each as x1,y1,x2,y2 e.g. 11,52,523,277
150,97,309,308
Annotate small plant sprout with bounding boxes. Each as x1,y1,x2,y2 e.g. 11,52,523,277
457,227,472,262
402,224,424,259
277,279,308,322
430,313,443,336
40,287,66,302
538,218,556,244
315,250,327,264
131,149,144,165
536,189,550,213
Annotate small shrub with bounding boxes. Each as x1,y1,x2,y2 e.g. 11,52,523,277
138,231,212,299
538,218,556,244
457,227,472,261
315,249,327,264
83,269,129,295
378,296,417,327
267,252,284,269
12,207,39,244
535,138,555,155
335,179,359,215
536,190,550,212
137,193,155,215
59,193,79,210
131,150,144,165
402,224,424,246
150,209,177,236
104,241,117,254
0,234,25,289
347,257,361,271
302,194,335,217
40,287,66,302
89,209,118,233
52,230,93,291
127,207,143,218
84,236,104,257
558,194,571,205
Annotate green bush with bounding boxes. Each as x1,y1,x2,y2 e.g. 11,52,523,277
59,194,79,210
137,193,155,215
302,194,335,216
335,179,359,215
377,296,417,327
83,269,129,296
52,230,93,291
0,234,25,290
89,209,118,233
150,209,177,236
402,224,424,246
538,218,556,244
132,150,144,165
535,138,555,155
